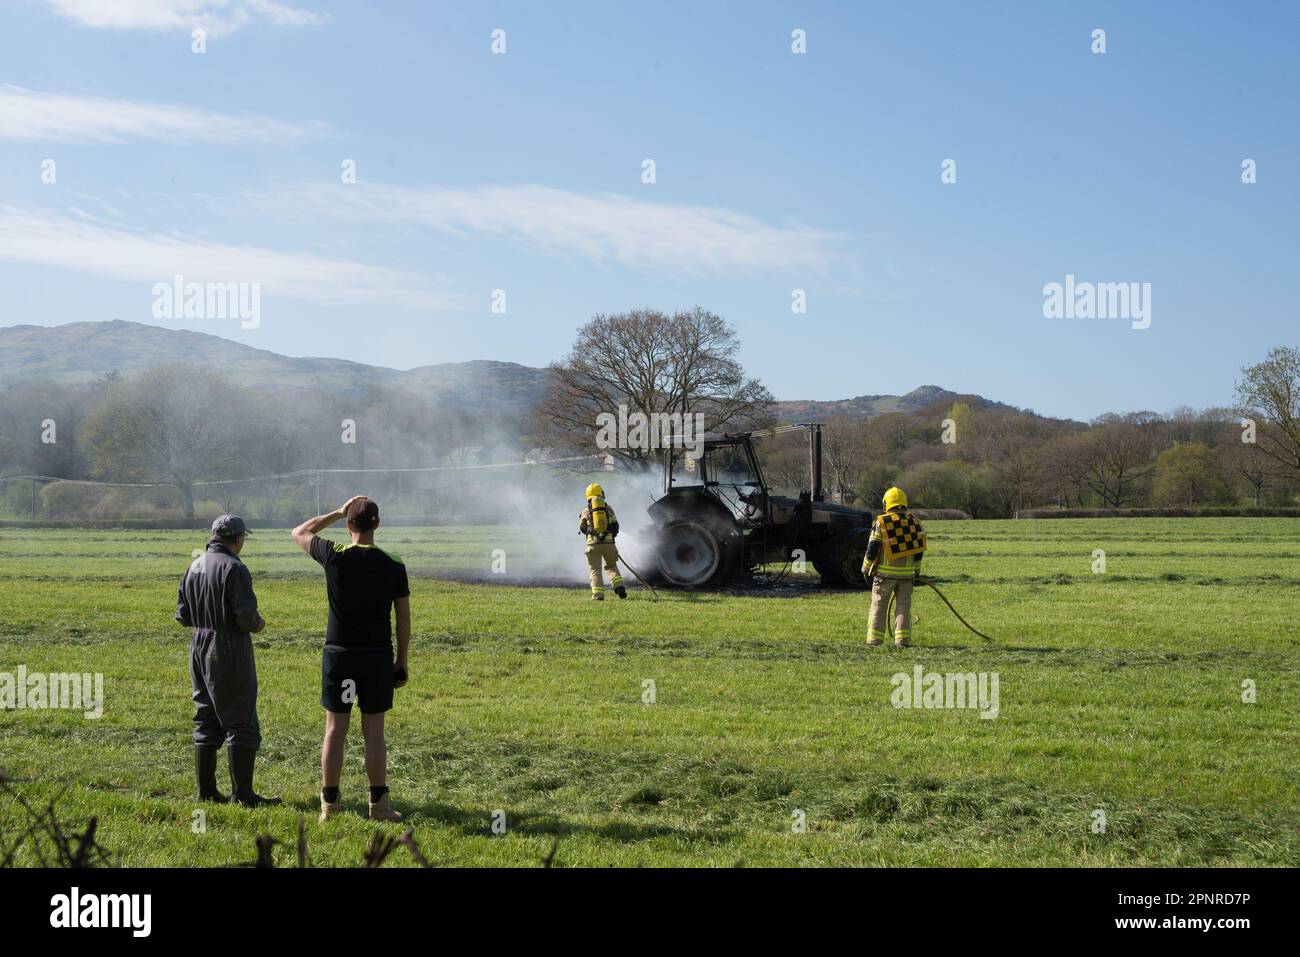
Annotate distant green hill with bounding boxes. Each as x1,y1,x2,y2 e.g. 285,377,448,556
775,384,1017,420
0,320,1014,424
0,320,549,422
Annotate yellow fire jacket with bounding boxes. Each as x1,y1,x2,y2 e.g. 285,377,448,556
863,508,925,579
579,499,620,545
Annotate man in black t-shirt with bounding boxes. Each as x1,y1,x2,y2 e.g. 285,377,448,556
293,495,410,823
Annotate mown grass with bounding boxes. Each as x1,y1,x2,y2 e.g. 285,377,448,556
1,519,1297,866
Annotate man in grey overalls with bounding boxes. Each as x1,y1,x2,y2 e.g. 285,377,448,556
175,514,280,807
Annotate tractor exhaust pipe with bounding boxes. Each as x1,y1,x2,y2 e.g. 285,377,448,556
810,424,824,502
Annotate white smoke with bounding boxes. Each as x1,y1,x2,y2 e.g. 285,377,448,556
389,459,668,587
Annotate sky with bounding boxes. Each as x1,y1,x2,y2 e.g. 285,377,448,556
0,0,1296,421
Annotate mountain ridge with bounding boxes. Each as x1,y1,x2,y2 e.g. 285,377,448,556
0,320,1019,423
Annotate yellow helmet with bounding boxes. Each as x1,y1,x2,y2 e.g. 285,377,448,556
882,486,908,511
585,483,605,499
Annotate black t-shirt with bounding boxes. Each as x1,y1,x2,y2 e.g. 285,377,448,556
309,536,410,651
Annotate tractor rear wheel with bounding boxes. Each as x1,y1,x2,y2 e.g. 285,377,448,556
656,520,738,587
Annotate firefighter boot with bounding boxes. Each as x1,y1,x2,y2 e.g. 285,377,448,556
614,585,627,599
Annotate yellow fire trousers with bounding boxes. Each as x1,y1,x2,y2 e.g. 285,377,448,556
585,543,624,595
868,576,913,644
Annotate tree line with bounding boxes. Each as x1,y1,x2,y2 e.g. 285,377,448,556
4,308,1298,521
538,313,1300,517
757,401,1297,517
0,367,521,521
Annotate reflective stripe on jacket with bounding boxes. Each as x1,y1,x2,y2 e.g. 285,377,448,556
579,502,619,545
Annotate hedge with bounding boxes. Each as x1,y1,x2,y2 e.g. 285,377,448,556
1014,507,1300,519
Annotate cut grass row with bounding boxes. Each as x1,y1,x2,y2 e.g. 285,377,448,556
1,520,1297,866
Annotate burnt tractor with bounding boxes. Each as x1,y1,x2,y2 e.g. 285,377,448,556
644,424,872,588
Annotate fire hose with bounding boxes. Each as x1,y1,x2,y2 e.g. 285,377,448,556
869,558,994,642
613,548,661,601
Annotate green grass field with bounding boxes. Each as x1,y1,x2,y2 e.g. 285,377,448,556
2,519,1298,867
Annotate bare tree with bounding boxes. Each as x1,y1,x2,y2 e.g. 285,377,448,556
1075,417,1158,508
867,412,915,455
822,416,866,503
0,377,94,480
1217,423,1271,506
538,308,774,464
1036,432,1097,508
757,430,810,495
78,365,254,521
1236,346,1300,478
973,412,1047,513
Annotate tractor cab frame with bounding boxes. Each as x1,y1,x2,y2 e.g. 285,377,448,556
645,423,873,588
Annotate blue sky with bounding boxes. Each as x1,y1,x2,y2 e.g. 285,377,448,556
0,0,1295,420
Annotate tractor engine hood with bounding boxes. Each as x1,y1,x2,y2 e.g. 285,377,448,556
770,493,871,522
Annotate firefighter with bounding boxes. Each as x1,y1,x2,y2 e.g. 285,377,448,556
863,486,926,647
579,483,625,600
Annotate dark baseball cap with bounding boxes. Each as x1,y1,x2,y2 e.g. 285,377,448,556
346,498,379,530
211,514,251,539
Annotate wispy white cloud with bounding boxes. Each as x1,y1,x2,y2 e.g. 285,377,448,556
258,183,850,276
41,0,327,37
0,204,453,309
0,85,331,144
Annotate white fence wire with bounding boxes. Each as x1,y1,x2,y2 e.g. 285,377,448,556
0,454,610,524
